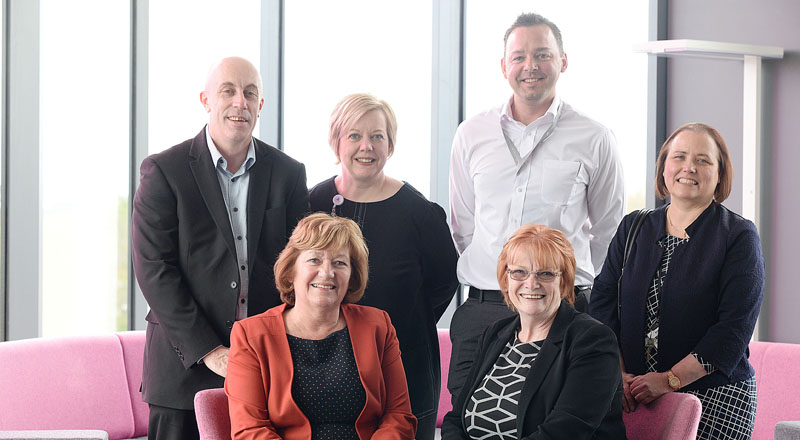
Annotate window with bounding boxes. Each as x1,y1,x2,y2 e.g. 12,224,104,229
464,1,649,210
39,0,131,335
283,0,433,196
148,0,261,155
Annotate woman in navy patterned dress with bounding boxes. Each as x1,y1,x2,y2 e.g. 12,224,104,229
591,123,764,440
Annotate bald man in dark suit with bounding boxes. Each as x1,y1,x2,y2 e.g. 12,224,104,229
131,57,308,440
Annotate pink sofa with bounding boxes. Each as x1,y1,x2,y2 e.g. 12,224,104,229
623,392,702,439
436,328,453,432
750,341,800,440
0,331,149,439
191,331,800,440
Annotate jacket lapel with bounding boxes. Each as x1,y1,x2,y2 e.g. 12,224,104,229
246,140,273,275
623,207,666,373
459,316,520,427
188,128,236,258
477,318,520,381
516,301,573,431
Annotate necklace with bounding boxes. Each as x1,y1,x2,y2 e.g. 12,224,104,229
666,206,689,239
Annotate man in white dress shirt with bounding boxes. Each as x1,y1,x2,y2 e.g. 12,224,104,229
447,12,625,400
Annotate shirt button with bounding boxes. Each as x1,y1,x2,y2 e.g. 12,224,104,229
237,235,242,240
233,207,239,212
240,298,246,304
231,177,237,182
230,281,237,289
517,188,523,193
240,265,246,270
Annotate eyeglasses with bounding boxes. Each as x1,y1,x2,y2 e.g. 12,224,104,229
506,269,562,282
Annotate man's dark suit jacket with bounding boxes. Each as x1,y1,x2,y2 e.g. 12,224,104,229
441,301,626,439
131,127,309,410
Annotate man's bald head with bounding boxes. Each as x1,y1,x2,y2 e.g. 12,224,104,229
200,56,264,154
204,57,263,95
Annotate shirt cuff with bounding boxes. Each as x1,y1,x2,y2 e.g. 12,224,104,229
198,345,224,365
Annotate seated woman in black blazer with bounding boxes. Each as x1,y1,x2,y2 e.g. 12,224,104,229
442,224,626,439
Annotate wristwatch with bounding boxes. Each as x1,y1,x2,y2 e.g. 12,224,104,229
666,370,681,391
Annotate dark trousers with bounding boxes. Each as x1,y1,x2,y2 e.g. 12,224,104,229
416,410,437,440
447,290,516,404
446,286,591,404
148,404,200,440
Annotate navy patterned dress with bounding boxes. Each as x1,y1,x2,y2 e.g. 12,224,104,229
646,235,757,440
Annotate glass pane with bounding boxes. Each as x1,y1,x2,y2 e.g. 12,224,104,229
284,0,433,196
465,1,649,210
149,0,261,155
39,0,131,335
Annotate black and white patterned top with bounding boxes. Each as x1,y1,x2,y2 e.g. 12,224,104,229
646,234,757,440
644,234,689,370
465,333,544,440
287,327,365,440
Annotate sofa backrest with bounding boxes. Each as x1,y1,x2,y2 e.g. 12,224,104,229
195,388,231,440
116,331,149,437
437,328,453,428
0,332,147,439
749,341,800,440
622,392,702,440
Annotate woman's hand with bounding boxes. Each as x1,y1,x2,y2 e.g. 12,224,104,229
629,372,672,405
621,372,638,412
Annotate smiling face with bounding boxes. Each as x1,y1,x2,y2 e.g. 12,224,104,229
505,250,562,323
200,57,264,151
662,130,720,206
292,248,351,312
501,25,567,111
338,109,390,184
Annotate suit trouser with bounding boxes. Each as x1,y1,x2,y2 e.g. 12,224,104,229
446,286,590,405
416,411,437,440
148,404,200,440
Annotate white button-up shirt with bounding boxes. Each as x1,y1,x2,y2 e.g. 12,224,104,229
449,97,625,289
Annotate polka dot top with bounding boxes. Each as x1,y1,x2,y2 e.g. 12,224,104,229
287,326,366,440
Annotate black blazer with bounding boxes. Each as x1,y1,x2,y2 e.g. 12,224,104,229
590,202,764,391
441,301,626,439
131,128,308,409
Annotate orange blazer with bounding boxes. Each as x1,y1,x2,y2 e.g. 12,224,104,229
225,303,417,440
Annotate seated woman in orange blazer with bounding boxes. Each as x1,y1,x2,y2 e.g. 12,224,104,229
225,213,417,440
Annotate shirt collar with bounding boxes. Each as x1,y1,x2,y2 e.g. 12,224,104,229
205,125,256,173
500,95,561,126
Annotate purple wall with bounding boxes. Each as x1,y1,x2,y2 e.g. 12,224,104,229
668,0,800,342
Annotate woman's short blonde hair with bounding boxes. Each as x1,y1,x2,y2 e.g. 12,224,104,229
655,122,734,202
328,93,398,161
496,223,576,311
274,213,369,306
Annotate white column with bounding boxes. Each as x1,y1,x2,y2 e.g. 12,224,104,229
6,0,42,339
742,55,762,227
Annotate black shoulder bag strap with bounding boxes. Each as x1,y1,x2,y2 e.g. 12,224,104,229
617,208,653,317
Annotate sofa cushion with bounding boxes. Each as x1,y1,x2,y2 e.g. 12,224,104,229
116,332,149,437
775,421,800,440
0,334,135,439
750,341,800,440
